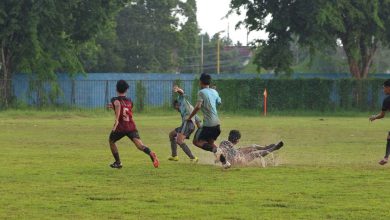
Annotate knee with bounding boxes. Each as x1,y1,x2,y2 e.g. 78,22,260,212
169,132,176,141
177,138,184,145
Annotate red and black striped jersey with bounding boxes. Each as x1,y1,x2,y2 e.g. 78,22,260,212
111,96,137,132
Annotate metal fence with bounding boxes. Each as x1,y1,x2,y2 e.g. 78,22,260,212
0,78,387,112
1,79,196,111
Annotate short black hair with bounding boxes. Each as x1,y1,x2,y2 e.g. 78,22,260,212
384,79,390,87
228,130,241,143
116,80,129,93
173,99,179,106
200,73,211,85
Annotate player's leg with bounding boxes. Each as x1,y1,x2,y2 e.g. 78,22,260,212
255,144,275,151
192,127,207,148
237,147,257,154
177,122,197,161
129,132,159,168
379,132,390,165
108,132,125,168
193,126,218,152
177,133,197,161
168,129,179,161
192,126,228,166
248,141,284,160
204,125,229,167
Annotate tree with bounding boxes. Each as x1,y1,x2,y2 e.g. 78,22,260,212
230,0,390,78
177,0,200,73
0,0,124,107
80,19,126,73
115,0,184,73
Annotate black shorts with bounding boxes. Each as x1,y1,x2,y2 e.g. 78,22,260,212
109,130,140,143
175,121,196,139
194,125,221,142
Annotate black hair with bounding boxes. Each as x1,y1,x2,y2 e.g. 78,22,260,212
384,79,390,87
116,80,129,93
200,73,211,85
228,130,241,143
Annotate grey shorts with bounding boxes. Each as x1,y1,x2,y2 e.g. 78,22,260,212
175,121,196,139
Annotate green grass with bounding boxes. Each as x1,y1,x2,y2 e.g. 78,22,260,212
1,111,390,219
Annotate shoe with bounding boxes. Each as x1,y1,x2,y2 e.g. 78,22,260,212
110,161,122,169
379,158,388,165
150,152,159,168
274,141,284,150
214,147,223,161
168,156,179,161
190,157,199,163
261,144,275,151
222,161,231,169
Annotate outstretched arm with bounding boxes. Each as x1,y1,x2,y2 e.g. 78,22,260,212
370,111,386,122
194,115,202,128
187,102,201,121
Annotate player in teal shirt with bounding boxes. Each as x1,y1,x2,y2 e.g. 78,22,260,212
187,73,230,168
168,85,201,162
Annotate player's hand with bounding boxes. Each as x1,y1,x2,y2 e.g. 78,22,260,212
369,115,377,122
186,116,192,121
106,103,113,109
173,85,179,93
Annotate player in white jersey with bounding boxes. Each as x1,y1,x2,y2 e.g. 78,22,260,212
217,130,284,167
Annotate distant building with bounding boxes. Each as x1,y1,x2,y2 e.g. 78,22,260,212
223,46,253,66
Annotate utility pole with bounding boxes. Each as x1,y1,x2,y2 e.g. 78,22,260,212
201,35,204,73
216,30,225,74
246,28,249,46
217,38,220,74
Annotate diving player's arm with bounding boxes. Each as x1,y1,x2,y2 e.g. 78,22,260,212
370,111,385,122
112,100,121,131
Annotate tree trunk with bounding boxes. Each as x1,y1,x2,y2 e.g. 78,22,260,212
1,40,14,108
360,39,377,79
1,43,10,108
347,57,361,79
342,37,377,79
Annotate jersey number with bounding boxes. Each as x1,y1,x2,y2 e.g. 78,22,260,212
123,107,130,122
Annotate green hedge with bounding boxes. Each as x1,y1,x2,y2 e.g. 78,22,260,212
213,78,385,112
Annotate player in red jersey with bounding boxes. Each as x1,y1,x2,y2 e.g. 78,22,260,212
107,80,159,169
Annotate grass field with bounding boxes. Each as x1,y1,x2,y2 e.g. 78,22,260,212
1,111,390,219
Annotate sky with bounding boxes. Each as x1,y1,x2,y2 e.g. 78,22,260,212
196,0,267,45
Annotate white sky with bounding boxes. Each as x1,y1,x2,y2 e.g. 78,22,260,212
196,0,268,45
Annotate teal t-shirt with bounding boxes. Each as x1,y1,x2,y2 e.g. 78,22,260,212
197,88,221,127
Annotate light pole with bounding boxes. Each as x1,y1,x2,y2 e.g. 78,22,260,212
216,30,225,74
200,35,204,73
